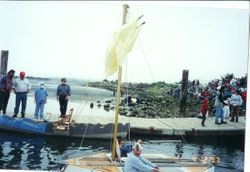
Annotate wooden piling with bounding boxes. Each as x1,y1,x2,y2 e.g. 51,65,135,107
180,70,189,117
0,50,9,77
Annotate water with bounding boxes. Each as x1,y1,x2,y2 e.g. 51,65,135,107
5,82,115,117
0,132,244,171
0,79,245,171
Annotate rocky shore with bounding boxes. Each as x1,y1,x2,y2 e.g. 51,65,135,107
88,80,200,118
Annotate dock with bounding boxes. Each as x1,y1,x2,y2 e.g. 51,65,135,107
127,116,245,136
5,113,245,137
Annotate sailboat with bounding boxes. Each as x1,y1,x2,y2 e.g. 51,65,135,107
62,4,217,172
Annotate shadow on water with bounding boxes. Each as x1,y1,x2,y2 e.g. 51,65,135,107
0,131,245,171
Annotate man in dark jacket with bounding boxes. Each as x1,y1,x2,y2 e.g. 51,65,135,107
0,69,15,114
57,78,71,117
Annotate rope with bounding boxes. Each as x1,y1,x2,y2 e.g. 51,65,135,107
79,101,92,148
109,115,114,154
138,36,156,83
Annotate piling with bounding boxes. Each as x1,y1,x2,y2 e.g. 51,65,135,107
0,50,9,77
180,70,189,117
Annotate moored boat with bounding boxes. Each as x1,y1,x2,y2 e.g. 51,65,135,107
0,113,129,139
63,152,216,172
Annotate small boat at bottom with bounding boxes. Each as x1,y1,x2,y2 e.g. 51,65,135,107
63,152,216,172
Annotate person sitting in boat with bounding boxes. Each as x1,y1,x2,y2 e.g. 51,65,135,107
118,137,132,157
124,142,160,172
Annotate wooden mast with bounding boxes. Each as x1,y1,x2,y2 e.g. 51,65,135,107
111,4,129,161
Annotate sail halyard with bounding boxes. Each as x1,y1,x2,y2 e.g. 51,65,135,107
111,4,129,161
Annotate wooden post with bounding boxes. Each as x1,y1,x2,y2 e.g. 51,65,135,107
180,70,189,117
111,4,129,161
0,50,8,77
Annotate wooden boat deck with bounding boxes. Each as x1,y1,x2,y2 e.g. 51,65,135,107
64,153,214,172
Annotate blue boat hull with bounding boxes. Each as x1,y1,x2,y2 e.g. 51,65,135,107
0,115,129,139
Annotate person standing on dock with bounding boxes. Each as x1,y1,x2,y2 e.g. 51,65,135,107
56,78,71,118
0,69,15,114
230,90,243,122
223,99,230,122
34,82,48,120
214,85,227,125
12,71,31,118
124,142,160,172
200,97,209,127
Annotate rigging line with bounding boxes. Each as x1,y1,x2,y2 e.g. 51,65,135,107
138,36,156,83
109,117,115,153
73,100,82,117
72,94,87,116
79,122,88,148
79,104,92,148
156,118,188,144
121,42,130,143
72,99,89,127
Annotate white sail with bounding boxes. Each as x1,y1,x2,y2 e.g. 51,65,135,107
105,19,141,77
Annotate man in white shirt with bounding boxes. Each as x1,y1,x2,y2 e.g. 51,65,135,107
12,71,31,118
230,90,243,122
124,142,160,172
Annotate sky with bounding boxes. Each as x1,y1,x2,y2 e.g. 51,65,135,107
0,1,249,84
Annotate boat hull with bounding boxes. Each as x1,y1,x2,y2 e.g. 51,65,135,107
64,153,214,172
0,115,129,139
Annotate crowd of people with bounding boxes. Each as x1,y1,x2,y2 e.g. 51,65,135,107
167,75,247,127
0,70,71,120
199,76,246,126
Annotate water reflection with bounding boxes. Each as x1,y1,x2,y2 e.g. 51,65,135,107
0,133,67,170
0,132,245,171
175,142,183,158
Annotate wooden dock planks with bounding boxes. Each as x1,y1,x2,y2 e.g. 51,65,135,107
4,112,245,136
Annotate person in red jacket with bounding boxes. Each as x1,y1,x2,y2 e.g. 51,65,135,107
200,97,209,127
241,89,247,113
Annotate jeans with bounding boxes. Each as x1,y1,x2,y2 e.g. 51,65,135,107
35,102,45,119
0,91,10,114
14,92,27,115
201,112,206,126
215,105,223,123
59,95,68,116
231,106,239,118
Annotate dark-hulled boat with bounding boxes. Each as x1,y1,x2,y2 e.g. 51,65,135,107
0,113,129,139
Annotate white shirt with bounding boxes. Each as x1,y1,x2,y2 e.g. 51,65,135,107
223,105,230,118
13,78,31,92
124,153,156,172
230,94,243,106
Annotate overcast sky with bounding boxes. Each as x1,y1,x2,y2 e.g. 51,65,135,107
0,1,249,83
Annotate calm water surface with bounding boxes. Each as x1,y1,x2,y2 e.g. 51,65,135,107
0,132,244,172
0,80,245,171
